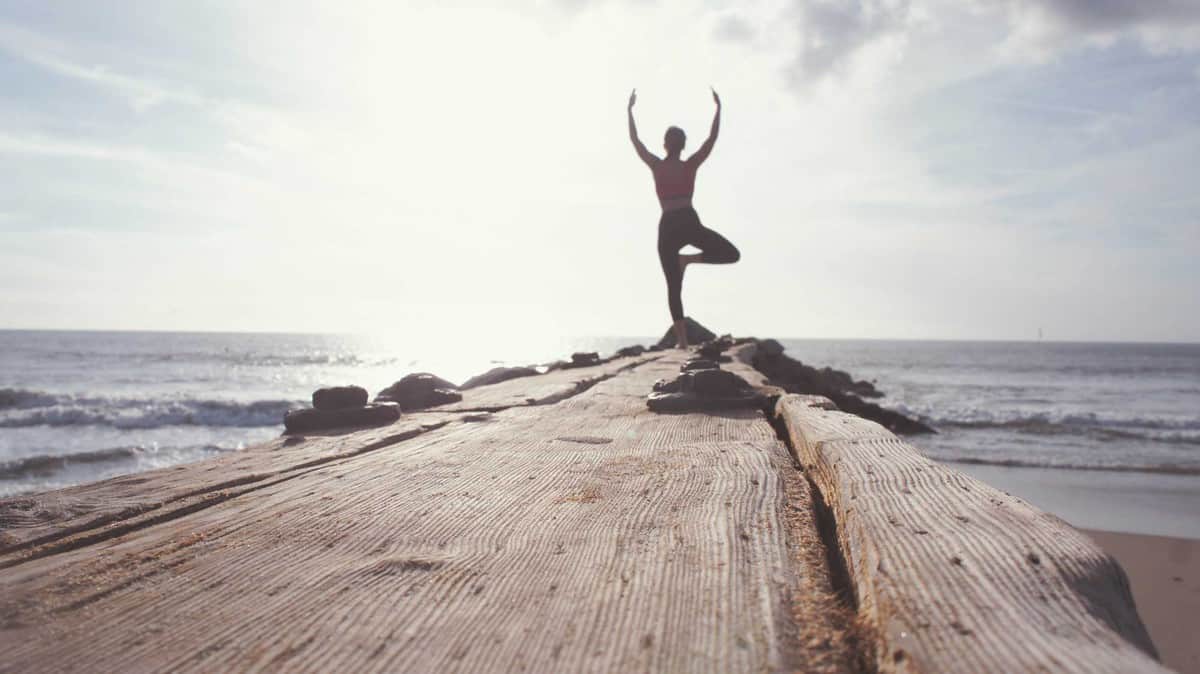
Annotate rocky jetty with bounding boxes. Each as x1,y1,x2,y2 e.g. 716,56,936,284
749,338,933,435
374,373,462,409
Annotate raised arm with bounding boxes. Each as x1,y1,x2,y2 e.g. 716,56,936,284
627,89,658,166
688,88,721,166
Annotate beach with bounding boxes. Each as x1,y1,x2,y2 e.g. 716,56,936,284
1084,530,1200,673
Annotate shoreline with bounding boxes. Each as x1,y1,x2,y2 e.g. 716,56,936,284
947,461,1200,540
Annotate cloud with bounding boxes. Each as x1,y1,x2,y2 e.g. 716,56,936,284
1023,0,1200,33
0,21,202,111
713,12,756,43
783,0,1200,85
785,0,913,83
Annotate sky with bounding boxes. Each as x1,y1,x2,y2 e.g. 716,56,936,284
0,0,1197,342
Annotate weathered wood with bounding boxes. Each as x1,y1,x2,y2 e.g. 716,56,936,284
0,354,858,673
0,415,453,560
775,394,1166,674
0,355,656,559
434,354,658,411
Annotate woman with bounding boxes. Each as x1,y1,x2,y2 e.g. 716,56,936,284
628,88,740,349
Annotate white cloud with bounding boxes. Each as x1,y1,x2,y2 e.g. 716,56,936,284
781,0,1200,86
713,12,757,42
0,21,203,111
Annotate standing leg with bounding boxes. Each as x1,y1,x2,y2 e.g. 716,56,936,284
658,222,688,348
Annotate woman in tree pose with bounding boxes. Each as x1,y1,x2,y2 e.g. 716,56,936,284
628,87,740,348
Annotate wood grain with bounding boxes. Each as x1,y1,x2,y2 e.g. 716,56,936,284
0,354,655,559
775,394,1167,673
0,354,856,673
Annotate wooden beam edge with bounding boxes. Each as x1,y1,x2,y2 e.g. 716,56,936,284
773,393,1168,674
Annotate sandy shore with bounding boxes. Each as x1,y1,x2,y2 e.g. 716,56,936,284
1083,529,1200,673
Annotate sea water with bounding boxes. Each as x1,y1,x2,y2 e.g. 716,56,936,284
2,332,1198,502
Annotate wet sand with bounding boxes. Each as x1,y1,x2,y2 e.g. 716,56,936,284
1083,529,1200,674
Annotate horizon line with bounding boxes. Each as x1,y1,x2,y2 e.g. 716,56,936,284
0,327,1196,346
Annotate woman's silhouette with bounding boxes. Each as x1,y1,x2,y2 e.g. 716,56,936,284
628,88,739,348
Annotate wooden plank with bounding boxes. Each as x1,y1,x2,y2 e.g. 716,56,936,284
775,394,1167,673
0,355,655,559
0,415,454,560
434,353,660,411
0,353,857,673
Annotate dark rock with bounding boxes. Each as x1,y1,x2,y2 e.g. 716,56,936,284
647,344,667,352
695,335,735,360
646,367,761,412
689,368,750,396
681,358,719,372
284,403,400,434
374,373,462,410
570,351,601,367
615,344,647,357
461,366,540,389
312,385,368,411
831,395,933,435
748,341,933,435
757,339,785,359
652,377,683,393
655,317,717,349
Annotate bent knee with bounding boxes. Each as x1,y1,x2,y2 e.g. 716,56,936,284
715,248,740,264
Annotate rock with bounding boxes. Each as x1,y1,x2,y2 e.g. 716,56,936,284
695,335,735,360
757,339,785,359
834,396,933,435
374,373,462,410
655,317,718,349
652,377,683,393
748,342,932,434
689,368,749,397
460,366,539,390
284,403,400,434
646,367,762,413
681,358,719,372
570,352,601,367
312,385,368,411
616,344,646,357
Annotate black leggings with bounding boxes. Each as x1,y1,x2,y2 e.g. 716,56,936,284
657,206,740,321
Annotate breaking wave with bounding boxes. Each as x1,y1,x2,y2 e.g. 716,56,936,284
891,403,1200,445
0,388,296,429
0,444,231,481
936,455,1200,476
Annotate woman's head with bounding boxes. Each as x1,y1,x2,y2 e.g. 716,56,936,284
664,126,686,155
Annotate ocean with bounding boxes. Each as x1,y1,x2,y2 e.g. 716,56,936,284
2,331,1198,503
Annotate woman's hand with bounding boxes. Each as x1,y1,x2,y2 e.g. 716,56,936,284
711,87,721,108
628,88,637,110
